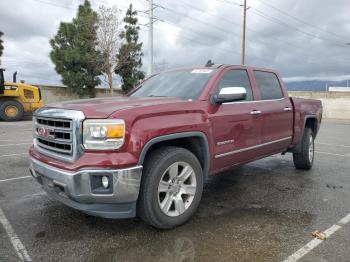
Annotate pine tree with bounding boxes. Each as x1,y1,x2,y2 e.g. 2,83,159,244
0,32,4,63
50,0,102,97
115,4,145,93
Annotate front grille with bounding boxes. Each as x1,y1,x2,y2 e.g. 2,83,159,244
36,118,71,129
34,116,73,156
37,138,72,154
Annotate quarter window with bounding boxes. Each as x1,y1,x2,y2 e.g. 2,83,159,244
254,71,283,100
217,70,253,101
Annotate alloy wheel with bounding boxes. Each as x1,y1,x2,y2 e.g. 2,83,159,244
157,161,197,217
309,135,314,163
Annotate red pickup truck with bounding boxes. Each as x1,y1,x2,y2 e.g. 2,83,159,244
29,64,322,229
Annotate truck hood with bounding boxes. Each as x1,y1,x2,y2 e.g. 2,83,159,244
44,96,183,118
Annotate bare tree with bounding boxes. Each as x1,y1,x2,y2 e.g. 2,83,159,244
97,6,122,95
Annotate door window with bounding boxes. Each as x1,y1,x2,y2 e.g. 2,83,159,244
217,70,253,101
254,71,283,100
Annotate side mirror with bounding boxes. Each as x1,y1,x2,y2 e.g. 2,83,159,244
212,87,247,104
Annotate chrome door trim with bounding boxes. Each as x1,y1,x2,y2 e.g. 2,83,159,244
222,97,286,105
215,136,292,158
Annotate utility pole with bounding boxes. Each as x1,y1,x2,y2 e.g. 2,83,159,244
241,0,247,65
148,0,154,75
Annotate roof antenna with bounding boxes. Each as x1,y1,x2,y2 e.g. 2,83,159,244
205,60,214,67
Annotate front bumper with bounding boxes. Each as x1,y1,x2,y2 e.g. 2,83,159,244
30,157,142,219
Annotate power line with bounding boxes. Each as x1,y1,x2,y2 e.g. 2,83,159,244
27,0,310,65
158,18,230,43
154,0,325,65
138,1,164,75
224,0,350,49
215,0,241,7
153,0,297,64
155,0,257,62
158,22,241,56
152,24,240,58
255,0,350,42
158,3,236,38
151,20,269,65
250,8,349,48
141,1,245,63
154,0,243,43
142,19,235,56
159,0,320,54
176,0,242,28
14,0,343,69
212,0,350,61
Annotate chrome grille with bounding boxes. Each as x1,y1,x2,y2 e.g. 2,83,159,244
36,117,71,129
33,108,85,162
34,116,73,155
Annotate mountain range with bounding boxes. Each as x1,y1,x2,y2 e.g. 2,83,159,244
285,80,350,91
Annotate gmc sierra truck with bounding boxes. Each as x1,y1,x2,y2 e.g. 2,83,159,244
29,64,322,229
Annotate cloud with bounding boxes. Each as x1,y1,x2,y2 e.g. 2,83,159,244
284,74,350,83
0,0,349,85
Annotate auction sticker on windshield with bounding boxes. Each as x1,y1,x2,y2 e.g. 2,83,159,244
191,69,213,74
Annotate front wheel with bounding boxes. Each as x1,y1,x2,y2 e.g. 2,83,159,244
293,128,314,169
0,100,24,121
138,146,203,229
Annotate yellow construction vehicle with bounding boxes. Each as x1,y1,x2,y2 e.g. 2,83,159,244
0,68,44,121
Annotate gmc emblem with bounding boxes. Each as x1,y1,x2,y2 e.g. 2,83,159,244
37,127,55,139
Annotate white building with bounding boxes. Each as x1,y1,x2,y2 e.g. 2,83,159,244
328,86,350,92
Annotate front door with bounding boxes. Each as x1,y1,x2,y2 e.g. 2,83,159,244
209,69,262,171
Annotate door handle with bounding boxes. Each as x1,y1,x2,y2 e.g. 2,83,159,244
283,107,292,112
250,110,262,115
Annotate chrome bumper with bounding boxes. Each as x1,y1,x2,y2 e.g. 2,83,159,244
30,158,142,218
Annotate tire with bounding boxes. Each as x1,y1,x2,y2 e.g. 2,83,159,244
138,146,204,229
293,128,314,169
0,100,24,121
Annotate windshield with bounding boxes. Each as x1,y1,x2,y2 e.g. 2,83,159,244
130,69,216,100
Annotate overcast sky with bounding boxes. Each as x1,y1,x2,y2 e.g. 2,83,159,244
0,0,349,85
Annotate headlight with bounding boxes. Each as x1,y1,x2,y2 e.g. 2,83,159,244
83,119,125,150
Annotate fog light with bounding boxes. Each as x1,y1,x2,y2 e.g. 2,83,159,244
101,176,109,189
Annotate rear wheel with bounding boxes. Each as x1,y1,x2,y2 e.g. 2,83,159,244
0,100,24,121
293,128,314,169
138,146,203,229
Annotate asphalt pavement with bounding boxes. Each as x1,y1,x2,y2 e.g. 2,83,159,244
0,119,349,262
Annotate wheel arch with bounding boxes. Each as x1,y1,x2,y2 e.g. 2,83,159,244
289,115,318,153
138,132,210,179
304,116,318,137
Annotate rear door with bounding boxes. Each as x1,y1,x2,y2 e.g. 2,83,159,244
253,70,293,154
209,68,262,171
